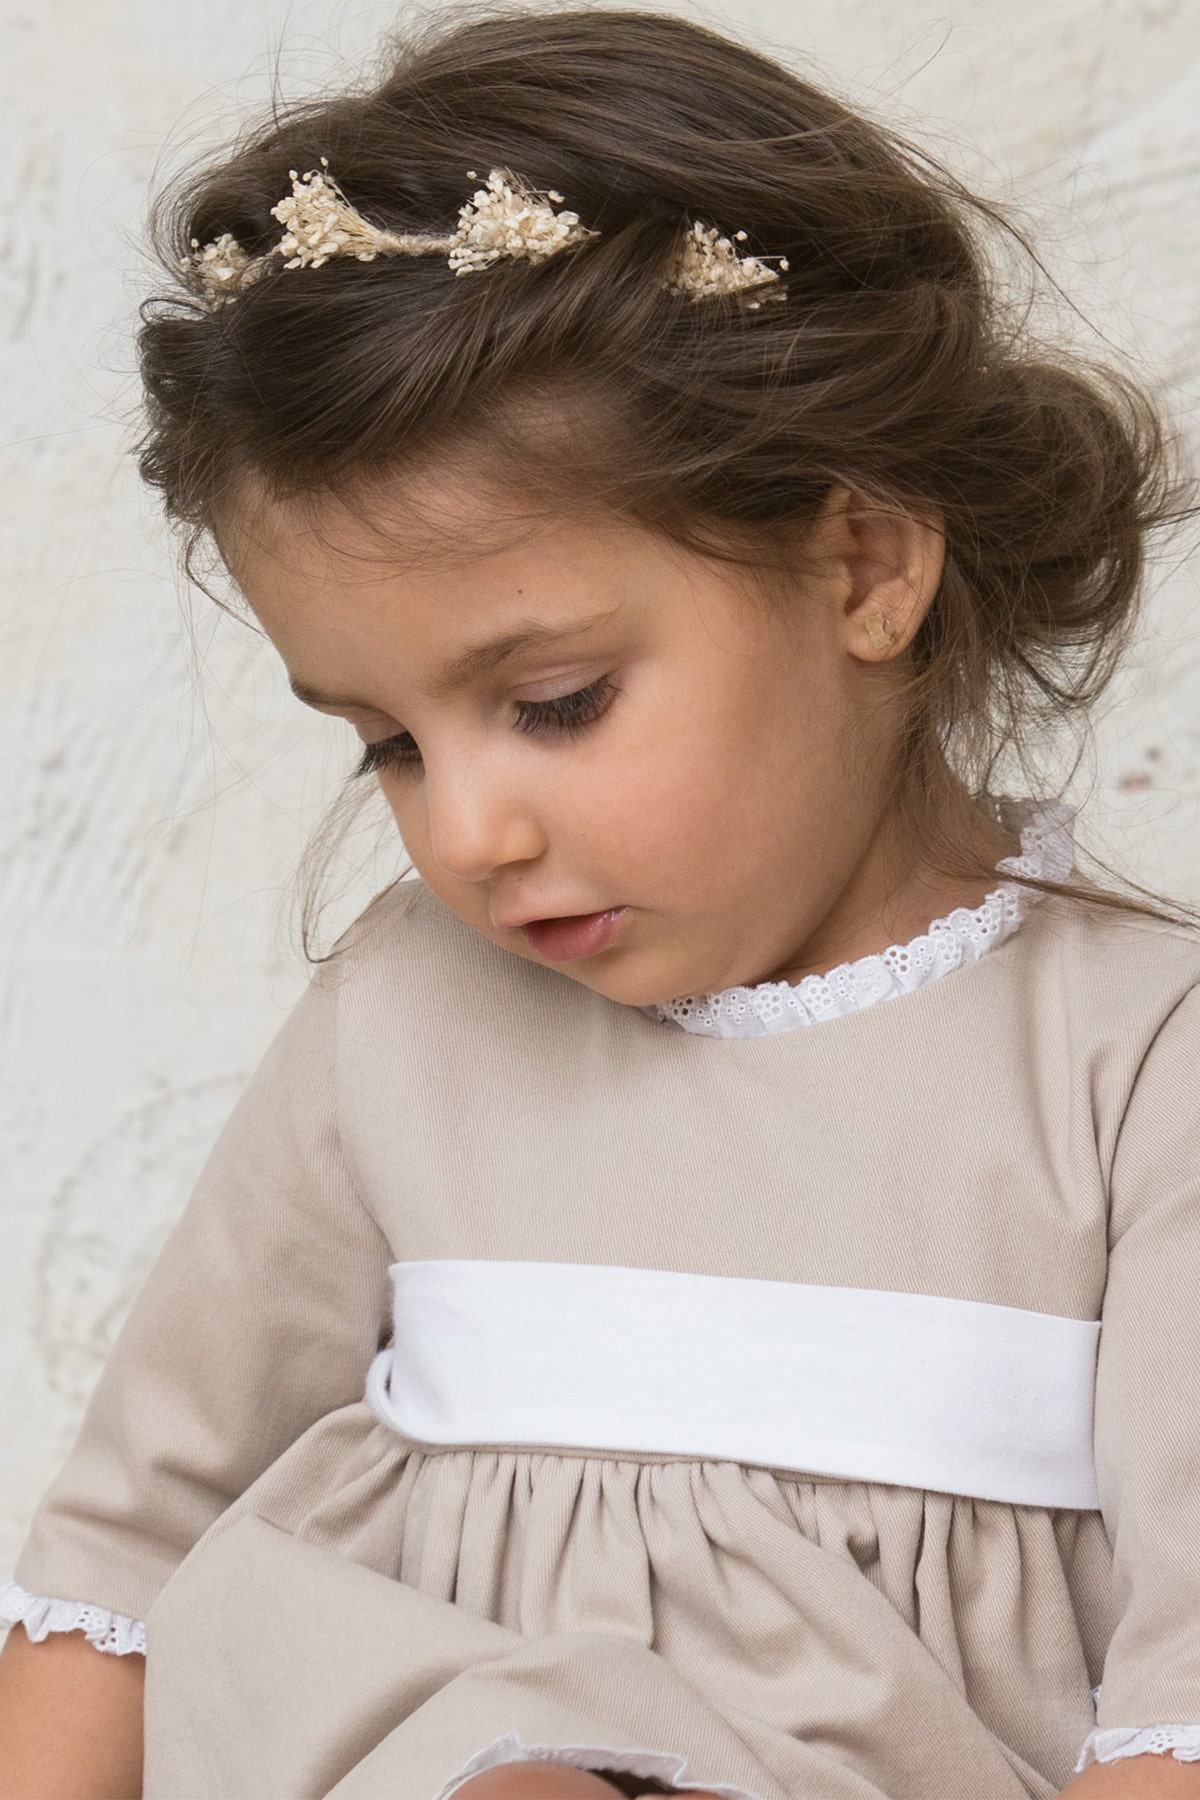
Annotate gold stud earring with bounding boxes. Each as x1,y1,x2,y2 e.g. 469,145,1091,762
864,610,895,651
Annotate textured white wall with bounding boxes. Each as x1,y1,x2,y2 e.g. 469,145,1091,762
2,0,1198,1575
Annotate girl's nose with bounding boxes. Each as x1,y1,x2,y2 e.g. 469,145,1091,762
423,762,545,883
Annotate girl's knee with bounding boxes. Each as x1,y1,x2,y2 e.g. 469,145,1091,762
449,1763,626,1797
449,1767,725,1799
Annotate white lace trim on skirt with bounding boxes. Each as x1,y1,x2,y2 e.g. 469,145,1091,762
1075,1724,1200,1771
433,1730,768,1800
0,1580,146,1656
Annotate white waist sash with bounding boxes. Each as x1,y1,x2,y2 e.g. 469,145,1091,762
365,1259,1101,1510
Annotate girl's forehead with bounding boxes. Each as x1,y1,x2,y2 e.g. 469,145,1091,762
223,469,536,582
221,471,718,617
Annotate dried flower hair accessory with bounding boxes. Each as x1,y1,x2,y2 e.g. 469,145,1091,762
183,162,597,303
449,168,600,274
664,220,788,308
184,161,787,308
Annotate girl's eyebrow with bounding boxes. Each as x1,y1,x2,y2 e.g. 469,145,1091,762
289,605,623,709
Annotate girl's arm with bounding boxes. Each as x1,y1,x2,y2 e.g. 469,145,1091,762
0,924,396,1792
9,957,391,1619
1078,977,1200,1782
0,1630,144,1800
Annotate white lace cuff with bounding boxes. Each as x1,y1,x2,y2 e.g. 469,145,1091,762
1075,1725,1200,1772
432,1730,768,1800
0,1580,146,1656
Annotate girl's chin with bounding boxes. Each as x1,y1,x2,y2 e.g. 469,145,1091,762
478,906,735,1008
546,958,719,1011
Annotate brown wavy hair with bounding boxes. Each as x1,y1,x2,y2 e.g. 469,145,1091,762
132,1,1197,960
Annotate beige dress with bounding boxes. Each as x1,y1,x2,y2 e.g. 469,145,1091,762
5,795,1200,1800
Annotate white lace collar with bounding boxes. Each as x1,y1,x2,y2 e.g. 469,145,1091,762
647,794,1076,1038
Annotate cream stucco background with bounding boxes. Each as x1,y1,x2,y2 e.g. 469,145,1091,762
2,0,1198,1574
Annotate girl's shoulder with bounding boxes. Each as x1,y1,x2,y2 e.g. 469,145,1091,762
1013,892,1200,1101
317,874,602,1021
1029,887,1200,998
320,874,466,973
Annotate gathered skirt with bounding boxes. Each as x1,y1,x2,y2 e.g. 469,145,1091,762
142,1399,1113,1800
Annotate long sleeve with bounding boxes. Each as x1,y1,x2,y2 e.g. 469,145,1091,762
1087,976,1200,1736
7,961,393,1629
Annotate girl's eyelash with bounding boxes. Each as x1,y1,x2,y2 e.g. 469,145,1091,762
352,674,620,778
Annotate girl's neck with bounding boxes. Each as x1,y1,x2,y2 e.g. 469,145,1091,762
761,789,1025,990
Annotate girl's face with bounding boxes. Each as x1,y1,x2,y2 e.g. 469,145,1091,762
225,470,991,1008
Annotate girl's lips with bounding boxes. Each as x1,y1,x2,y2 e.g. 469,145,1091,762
522,907,628,961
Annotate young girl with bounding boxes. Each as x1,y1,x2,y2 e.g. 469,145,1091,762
2,7,1198,1798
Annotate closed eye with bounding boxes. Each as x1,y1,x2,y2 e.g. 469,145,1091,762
352,674,620,778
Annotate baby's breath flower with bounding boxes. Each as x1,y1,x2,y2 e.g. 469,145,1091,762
446,168,599,275
270,158,404,270
664,220,788,308
182,232,259,304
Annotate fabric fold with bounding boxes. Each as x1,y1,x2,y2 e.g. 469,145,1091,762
137,1419,1090,1796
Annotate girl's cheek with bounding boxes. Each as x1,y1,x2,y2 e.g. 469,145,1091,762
380,782,422,845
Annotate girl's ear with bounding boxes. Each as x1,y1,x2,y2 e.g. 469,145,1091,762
809,484,945,663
